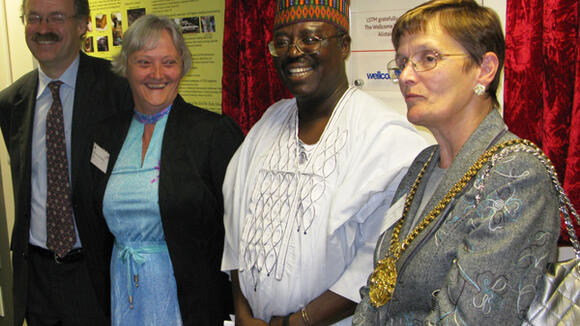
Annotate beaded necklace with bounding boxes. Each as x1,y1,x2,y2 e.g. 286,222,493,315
134,105,172,124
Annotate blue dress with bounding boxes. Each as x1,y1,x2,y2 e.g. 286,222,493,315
103,113,183,326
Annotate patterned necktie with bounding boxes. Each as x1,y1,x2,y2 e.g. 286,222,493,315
45,81,76,258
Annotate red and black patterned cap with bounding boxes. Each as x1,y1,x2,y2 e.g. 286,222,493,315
274,0,350,33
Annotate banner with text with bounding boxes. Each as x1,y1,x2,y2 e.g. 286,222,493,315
348,0,483,92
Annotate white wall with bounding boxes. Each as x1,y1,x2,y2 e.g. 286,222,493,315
483,0,506,112
0,0,11,90
0,0,35,89
0,0,33,248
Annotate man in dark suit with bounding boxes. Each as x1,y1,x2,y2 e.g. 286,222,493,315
0,0,130,325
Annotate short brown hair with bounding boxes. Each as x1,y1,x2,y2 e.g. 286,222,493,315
392,0,505,108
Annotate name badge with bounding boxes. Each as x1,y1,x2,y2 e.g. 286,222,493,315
376,195,407,258
90,143,109,174
380,195,406,233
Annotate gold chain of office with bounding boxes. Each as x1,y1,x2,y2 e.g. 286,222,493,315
368,138,535,308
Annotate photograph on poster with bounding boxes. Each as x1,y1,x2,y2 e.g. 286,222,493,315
84,0,226,113
84,37,94,53
176,17,200,34
112,12,123,46
127,8,146,26
201,16,215,33
95,14,108,31
97,36,109,52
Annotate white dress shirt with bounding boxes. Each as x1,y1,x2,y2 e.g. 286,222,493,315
29,55,82,249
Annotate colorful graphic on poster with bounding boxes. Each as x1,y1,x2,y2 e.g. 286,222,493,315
86,0,225,113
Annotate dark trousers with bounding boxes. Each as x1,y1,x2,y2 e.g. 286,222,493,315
25,246,109,326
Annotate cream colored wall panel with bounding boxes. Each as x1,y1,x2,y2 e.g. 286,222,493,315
0,1,15,240
5,0,34,82
0,0,12,89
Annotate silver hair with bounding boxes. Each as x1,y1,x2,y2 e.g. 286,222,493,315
111,14,192,78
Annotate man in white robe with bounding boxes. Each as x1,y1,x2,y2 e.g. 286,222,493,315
221,1,427,325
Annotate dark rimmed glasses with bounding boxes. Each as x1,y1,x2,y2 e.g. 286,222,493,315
21,13,78,26
268,34,344,57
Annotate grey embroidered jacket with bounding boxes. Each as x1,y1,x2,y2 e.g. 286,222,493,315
353,110,560,325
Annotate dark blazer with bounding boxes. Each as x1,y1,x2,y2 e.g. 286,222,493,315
89,95,243,326
0,52,131,326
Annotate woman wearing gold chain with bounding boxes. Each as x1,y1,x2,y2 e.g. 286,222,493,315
353,1,560,325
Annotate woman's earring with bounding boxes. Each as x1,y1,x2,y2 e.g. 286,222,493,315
473,83,486,96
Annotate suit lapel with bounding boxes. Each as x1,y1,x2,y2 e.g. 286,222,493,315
9,72,38,158
70,52,93,191
9,71,38,186
93,109,132,214
158,96,188,221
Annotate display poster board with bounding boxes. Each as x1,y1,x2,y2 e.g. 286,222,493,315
348,0,488,143
348,0,485,93
86,0,224,113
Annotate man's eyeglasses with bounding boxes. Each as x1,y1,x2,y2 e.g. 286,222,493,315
387,49,467,83
21,13,78,26
268,34,344,57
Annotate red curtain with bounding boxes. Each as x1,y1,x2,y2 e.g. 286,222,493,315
222,0,292,134
504,0,580,242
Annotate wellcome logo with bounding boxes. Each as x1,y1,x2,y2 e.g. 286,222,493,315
366,71,393,80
